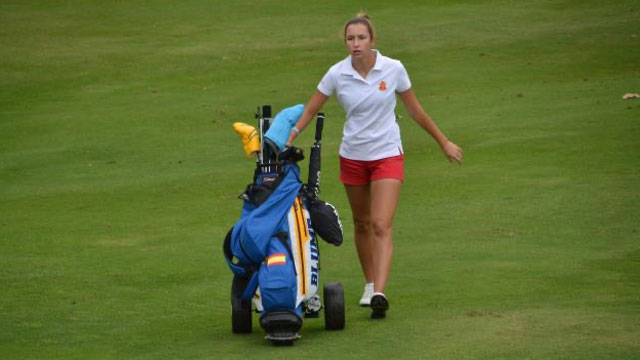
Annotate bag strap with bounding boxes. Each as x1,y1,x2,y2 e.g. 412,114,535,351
223,228,249,276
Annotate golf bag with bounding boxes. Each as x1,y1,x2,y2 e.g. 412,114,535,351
223,105,344,345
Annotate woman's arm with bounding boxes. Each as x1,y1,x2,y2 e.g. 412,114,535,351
286,90,329,146
398,88,463,164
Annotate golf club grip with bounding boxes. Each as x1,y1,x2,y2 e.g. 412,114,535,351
315,113,324,141
262,105,271,119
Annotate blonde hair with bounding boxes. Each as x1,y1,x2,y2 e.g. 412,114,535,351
344,12,376,42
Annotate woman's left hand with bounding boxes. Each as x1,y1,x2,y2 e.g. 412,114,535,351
442,141,463,164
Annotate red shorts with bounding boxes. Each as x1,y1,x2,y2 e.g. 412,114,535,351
339,154,404,185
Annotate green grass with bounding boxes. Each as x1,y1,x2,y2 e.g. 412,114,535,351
1,0,639,359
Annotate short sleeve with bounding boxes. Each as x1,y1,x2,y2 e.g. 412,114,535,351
396,61,412,93
317,67,335,96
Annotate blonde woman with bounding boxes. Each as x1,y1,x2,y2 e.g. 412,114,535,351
288,14,462,318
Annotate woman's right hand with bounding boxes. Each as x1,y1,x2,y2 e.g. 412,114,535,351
285,130,297,147
286,91,329,148
442,141,463,164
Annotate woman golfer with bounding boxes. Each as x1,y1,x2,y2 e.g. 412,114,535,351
288,14,463,318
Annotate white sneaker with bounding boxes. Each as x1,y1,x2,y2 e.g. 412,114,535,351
359,283,374,306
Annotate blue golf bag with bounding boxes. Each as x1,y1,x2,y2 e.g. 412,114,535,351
223,106,344,345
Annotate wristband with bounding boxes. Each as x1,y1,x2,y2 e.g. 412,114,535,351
292,126,300,135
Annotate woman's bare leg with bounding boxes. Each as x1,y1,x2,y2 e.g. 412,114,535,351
369,178,402,293
344,183,374,283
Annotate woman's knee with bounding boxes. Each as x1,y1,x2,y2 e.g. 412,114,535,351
353,216,371,234
371,219,392,239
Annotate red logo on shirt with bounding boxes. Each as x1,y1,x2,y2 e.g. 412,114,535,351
379,81,387,91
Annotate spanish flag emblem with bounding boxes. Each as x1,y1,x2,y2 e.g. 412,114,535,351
267,253,286,267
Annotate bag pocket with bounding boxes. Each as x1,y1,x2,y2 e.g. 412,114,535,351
258,237,297,313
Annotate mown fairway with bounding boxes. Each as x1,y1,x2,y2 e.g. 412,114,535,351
1,0,638,359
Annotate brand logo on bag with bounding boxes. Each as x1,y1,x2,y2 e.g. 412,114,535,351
309,237,319,286
379,81,387,91
267,253,286,266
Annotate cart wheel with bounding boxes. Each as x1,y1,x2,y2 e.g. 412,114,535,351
323,282,345,330
231,275,252,333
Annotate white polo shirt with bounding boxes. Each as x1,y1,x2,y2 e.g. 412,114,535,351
317,50,412,161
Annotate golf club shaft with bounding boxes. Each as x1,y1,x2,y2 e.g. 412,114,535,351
260,105,272,173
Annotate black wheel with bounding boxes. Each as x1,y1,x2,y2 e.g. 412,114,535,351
231,274,252,333
323,282,345,330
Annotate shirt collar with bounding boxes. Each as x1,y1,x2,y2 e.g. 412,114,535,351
341,49,384,76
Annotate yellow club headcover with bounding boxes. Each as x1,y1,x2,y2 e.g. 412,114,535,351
232,122,261,158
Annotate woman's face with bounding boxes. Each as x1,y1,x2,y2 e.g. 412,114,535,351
345,23,373,58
